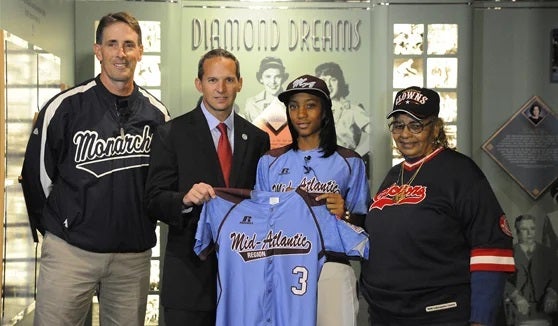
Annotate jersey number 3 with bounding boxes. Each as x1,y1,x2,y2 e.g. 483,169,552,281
291,266,308,295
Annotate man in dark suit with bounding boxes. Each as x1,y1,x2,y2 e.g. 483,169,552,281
145,48,270,326
505,214,558,326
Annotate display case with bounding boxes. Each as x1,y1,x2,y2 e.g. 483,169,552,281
1,30,61,324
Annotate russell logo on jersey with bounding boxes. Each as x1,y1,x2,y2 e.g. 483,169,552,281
240,216,253,224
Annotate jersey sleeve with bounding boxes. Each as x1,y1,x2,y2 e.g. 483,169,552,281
335,220,369,259
344,156,371,216
316,205,370,260
194,196,236,260
20,99,66,242
458,169,514,273
194,201,214,260
254,154,271,191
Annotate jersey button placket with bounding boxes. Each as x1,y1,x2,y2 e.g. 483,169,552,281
264,204,273,324
265,204,275,325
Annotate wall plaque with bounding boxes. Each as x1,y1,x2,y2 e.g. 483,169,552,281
482,96,558,199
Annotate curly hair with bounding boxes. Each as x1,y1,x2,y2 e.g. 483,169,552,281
432,117,452,149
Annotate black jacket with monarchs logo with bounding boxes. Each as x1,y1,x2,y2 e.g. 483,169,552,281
21,75,169,253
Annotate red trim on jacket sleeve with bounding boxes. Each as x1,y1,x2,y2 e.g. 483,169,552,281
470,248,515,272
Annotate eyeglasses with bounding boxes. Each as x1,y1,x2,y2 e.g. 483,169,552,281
388,119,433,134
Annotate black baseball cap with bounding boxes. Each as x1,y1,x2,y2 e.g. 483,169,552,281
278,74,332,107
387,86,440,121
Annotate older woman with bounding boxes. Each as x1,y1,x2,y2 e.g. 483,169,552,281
361,86,515,326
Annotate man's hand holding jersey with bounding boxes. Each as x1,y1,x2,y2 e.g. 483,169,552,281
183,182,217,207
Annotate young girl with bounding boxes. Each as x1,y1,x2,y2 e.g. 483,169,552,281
255,74,370,326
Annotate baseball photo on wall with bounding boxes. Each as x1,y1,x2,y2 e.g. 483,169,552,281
182,5,371,176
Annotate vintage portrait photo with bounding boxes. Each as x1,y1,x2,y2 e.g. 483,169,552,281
523,101,549,126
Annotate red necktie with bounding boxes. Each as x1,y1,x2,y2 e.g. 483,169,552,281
217,123,232,187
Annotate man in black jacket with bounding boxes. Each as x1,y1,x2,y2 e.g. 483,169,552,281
145,48,270,326
20,12,169,325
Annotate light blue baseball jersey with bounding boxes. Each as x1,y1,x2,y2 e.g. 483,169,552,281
255,146,370,216
194,188,368,326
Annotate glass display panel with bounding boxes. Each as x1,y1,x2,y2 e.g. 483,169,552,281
393,57,424,88
152,225,161,258
439,91,458,124
427,57,458,88
444,124,458,149
142,21,161,53
136,55,161,87
427,24,458,55
393,24,424,55
149,260,160,292
145,294,160,325
38,51,63,109
3,31,57,323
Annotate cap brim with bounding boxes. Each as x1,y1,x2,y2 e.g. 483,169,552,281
386,109,423,121
278,88,331,105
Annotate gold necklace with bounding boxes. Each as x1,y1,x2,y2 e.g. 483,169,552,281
393,159,425,203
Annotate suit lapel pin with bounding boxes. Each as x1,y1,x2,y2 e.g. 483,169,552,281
242,133,248,140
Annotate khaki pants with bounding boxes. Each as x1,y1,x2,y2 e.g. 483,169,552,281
34,232,151,326
317,262,359,326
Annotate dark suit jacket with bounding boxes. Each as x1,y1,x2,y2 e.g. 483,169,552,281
509,243,558,304
145,106,270,311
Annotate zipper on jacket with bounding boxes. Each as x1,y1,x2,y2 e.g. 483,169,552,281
115,98,130,137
